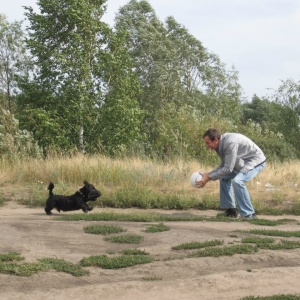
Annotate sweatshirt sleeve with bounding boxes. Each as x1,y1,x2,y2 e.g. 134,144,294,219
209,143,239,180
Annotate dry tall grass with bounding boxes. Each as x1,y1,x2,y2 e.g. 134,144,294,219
0,155,299,212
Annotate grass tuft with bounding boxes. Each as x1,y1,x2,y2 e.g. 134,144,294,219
189,244,258,258
104,234,145,244
84,224,127,235
80,255,153,269
38,258,89,276
172,240,224,250
144,223,170,233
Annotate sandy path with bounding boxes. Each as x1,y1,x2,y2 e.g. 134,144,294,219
1,203,300,300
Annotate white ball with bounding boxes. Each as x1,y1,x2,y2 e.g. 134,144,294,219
190,172,203,187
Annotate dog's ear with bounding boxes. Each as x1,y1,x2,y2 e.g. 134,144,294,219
83,180,89,185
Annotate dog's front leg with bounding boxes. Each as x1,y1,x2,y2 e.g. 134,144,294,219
79,201,90,213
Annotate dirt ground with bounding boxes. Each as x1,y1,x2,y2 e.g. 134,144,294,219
1,201,300,300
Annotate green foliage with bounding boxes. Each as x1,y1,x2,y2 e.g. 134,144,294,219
0,107,42,158
80,255,153,269
256,240,300,250
241,93,300,160
172,240,224,250
121,249,149,255
1,0,299,161
144,223,170,233
188,244,258,258
104,234,144,244
242,295,300,300
239,229,300,237
241,237,275,244
0,15,30,112
0,252,24,262
38,258,89,276
55,211,208,222
115,0,242,159
0,261,44,276
84,224,127,235
99,30,145,154
19,0,111,152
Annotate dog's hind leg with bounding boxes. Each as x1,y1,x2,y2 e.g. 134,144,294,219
45,200,54,215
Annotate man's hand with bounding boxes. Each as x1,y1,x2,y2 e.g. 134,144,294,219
195,173,210,188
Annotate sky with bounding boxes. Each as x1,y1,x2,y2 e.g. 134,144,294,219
2,0,300,100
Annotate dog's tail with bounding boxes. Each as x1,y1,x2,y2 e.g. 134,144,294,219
48,181,55,196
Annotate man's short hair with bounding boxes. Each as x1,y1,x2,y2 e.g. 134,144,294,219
203,128,221,141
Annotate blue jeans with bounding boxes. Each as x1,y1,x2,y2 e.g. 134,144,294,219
219,162,266,217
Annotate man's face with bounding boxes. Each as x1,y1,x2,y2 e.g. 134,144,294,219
203,136,219,150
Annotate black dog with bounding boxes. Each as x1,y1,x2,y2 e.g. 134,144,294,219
45,181,101,215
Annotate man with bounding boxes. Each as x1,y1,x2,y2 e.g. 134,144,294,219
198,128,266,219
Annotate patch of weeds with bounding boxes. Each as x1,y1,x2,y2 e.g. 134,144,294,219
144,223,170,233
247,219,297,226
172,239,224,250
0,252,24,262
80,255,153,269
0,261,45,276
121,249,149,255
241,294,300,300
163,255,187,261
0,197,6,206
241,237,275,244
38,258,89,277
239,229,300,237
84,224,127,235
188,244,258,258
55,211,208,222
257,240,300,250
228,234,238,238
104,234,144,244
19,182,48,208
143,275,163,281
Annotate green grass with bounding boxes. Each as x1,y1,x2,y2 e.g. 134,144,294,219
0,253,88,277
0,261,44,276
55,211,208,222
84,224,127,235
104,234,145,244
256,240,300,250
0,252,24,262
144,223,170,233
38,258,89,276
241,295,300,300
55,212,298,227
188,244,258,258
120,249,150,255
0,197,6,206
142,275,163,281
80,255,154,269
172,239,224,250
241,237,275,244
239,229,300,237
246,218,298,226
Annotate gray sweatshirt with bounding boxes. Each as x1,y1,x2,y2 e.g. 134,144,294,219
208,133,266,180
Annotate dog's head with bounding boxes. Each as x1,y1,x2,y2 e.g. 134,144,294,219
79,180,101,202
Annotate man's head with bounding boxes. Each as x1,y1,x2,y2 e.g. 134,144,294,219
203,128,221,150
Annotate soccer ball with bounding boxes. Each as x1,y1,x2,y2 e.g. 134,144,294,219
190,172,203,188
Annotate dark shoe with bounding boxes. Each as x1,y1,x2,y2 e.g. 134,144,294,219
225,208,238,218
243,213,257,219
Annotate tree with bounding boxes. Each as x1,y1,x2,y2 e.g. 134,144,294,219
0,14,30,112
18,0,110,152
0,107,42,158
241,93,300,159
98,30,144,155
114,0,242,157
